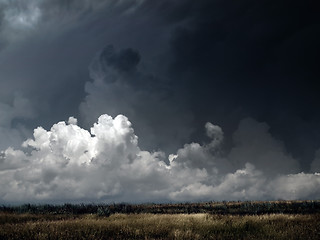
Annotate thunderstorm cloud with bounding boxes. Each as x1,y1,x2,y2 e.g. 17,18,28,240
0,0,319,203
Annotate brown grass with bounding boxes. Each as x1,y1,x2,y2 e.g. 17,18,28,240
0,212,319,239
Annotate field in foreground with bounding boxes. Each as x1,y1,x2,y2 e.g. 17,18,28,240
1,212,320,240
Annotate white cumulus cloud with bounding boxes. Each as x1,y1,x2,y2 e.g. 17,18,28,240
0,114,320,203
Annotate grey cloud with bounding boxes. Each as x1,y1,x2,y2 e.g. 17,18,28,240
173,122,231,175
81,45,194,153
270,173,320,200
0,0,182,153
99,45,140,73
311,149,320,172
1,114,319,203
0,94,35,150
167,0,320,171
0,0,319,203
228,118,300,175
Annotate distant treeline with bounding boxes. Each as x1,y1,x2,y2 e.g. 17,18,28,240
1,200,319,216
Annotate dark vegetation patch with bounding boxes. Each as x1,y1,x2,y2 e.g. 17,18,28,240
1,200,319,216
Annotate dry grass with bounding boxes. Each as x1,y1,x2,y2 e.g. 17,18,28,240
0,212,319,239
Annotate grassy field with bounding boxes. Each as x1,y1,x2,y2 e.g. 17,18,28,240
1,201,319,239
1,212,320,239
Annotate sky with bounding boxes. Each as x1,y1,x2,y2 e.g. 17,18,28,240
0,0,320,204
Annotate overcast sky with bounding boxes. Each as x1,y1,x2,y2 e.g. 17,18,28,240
0,0,320,204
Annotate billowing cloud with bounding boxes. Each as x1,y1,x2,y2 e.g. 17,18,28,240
228,118,300,175
0,0,319,204
80,45,194,153
0,0,171,152
0,93,35,151
1,113,319,203
1,0,318,172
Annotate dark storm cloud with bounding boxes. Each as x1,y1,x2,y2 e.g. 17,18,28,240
0,0,320,203
0,0,154,149
99,45,140,78
0,0,319,162
0,0,178,132
80,44,194,153
166,0,320,170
